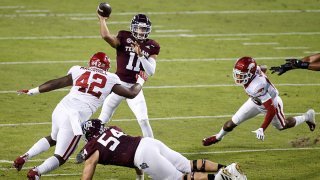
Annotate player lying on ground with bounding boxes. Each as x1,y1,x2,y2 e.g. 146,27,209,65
270,53,320,75
80,119,247,180
13,52,147,180
203,57,316,146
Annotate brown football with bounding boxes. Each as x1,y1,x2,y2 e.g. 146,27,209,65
97,3,112,17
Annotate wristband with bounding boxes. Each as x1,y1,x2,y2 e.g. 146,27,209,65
28,87,40,95
300,61,310,69
136,76,145,86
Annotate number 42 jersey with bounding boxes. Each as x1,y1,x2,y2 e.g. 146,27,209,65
61,65,121,113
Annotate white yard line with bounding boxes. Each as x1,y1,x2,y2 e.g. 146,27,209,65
155,29,192,33
15,10,50,13
1,147,319,166
1,9,320,18
0,6,24,9
1,31,320,40
215,38,251,41
0,112,319,127
0,56,305,65
274,47,310,50
243,42,279,45
1,83,320,95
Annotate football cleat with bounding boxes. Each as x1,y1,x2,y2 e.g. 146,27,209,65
27,167,41,180
215,167,234,180
202,135,220,146
225,163,247,180
13,154,28,171
304,109,316,131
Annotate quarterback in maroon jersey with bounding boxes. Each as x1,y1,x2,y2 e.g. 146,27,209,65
80,119,247,180
97,12,159,139
96,11,160,180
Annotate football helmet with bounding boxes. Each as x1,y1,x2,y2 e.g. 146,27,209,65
89,52,110,71
130,14,152,40
233,56,257,85
82,119,104,142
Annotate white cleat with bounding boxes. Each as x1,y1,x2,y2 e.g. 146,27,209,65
304,109,316,131
224,163,247,180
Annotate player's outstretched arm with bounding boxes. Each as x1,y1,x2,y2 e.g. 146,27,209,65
111,71,147,98
17,74,73,95
97,13,120,48
81,150,99,180
303,53,320,71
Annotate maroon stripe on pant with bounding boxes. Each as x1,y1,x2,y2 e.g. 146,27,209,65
275,104,286,128
62,135,81,160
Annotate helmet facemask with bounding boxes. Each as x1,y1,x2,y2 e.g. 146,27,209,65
130,14,152,40
233,61,256,85
233,68,253,85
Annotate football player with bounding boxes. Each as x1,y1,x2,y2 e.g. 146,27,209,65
80,119,247,180
203,57,316,146
270,53,320,75
97,12,160,139
13,52,148,179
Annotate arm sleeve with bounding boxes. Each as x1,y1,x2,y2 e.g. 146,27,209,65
139,56,156,76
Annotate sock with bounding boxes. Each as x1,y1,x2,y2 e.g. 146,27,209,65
217,164,226,170
216,128,228,140
136,174,144,180
294,115,306,126
37,156,60,175
26,138,51,159
138,119,154,138
208,174,215,180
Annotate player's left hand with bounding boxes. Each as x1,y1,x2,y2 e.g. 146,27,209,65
252,128,265,141
136,71,148,81
270,62,293,75
131,41,143,57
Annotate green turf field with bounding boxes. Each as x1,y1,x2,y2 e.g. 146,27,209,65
1,0,320,179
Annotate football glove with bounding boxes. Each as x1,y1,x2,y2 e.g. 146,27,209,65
252,128,265,141
75,149,85,164
17,87,40,96
270,62,293,75
285,58,310,69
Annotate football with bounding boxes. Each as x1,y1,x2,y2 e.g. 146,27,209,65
97,2,112,17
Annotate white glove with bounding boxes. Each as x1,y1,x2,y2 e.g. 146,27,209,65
17,87,40,96
252,128,265,141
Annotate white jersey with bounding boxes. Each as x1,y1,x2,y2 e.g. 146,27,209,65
244,67,279,106
60,65,121,113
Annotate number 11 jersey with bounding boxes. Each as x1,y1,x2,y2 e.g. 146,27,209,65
115,30,160,83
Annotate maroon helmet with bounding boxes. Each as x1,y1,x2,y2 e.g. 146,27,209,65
89,52,110,71
82,119,104,142
233,56,257,85
130,14,152,40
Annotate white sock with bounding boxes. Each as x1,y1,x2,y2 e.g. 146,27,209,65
136,174,144,180
138,119,154,138
216,128,228,140
294,115,306,126
37,156,60,175
26,138,51,159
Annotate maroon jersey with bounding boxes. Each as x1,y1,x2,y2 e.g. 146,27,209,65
82,126,142,168
116,30,160,83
